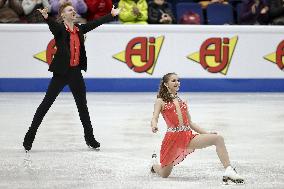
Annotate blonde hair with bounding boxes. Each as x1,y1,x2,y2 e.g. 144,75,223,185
157,73,177,102
57,2,73,21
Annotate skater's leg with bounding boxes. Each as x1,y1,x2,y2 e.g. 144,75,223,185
23,74,66,151
188,134,244,184
68,68,99,148
153,163,174,178
187,134,230,168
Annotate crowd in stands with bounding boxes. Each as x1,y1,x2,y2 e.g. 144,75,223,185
0,0,283,25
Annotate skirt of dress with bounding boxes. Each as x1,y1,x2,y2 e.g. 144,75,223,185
160,130,197,167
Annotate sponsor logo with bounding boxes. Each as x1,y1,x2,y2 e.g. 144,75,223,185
187,36,238,75
113,36,164,75
33,39,56,65
264,40,284,70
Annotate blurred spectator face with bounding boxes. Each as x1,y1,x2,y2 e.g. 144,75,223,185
98,0,106,10
154,0,165,6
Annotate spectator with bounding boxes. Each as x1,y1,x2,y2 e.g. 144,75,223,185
118,0,148,24
49,0,87,23
239,0,269,25
22,0,51,23
267,0,284,25
148,0,175,24
84,0,112,21
0,0,24,23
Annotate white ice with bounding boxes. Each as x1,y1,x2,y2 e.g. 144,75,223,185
0,93,284,188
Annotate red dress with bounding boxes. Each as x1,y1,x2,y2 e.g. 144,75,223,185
160,98,198,167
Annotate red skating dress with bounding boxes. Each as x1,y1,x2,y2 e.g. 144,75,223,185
160,98,198,167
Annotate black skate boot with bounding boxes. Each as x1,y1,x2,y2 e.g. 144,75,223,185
23,130,36,152
23,142,32,152
85,138,100,150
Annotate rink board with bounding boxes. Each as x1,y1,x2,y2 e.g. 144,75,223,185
0,24,283,92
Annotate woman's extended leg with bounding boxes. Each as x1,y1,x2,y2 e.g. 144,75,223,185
187,134,230,168
188,134,244,184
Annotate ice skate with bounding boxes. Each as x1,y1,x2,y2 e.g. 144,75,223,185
86,139,100,150
223,166,244,185
23,130,35,152
23,141,32,152
150,153,158,173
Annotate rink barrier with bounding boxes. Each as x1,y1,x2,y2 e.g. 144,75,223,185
0,78,284,92
1,24,284,92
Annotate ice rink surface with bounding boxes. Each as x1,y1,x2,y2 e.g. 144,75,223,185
0,92,284,189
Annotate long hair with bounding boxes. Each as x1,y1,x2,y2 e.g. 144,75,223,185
57,2,73,22
157,73,177,102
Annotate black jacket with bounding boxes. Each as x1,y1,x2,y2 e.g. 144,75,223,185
148,1,176,24
45,14,114,75
267,0,284,25
239,0,269,25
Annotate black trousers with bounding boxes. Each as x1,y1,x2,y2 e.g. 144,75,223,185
24,67,95,146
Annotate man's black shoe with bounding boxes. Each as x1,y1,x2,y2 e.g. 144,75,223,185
86,139,100,149
23,141,32,152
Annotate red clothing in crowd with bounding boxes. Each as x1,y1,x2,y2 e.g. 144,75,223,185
65,24,81,67
85,0,112,20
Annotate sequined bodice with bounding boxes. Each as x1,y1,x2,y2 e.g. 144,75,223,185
161,99,190,128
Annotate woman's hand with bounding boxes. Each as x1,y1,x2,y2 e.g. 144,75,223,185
151,126,158,133
111,5,120,17
37,7,48,19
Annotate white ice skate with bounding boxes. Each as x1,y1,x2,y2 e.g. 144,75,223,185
223,166,244,185
150,153,158,173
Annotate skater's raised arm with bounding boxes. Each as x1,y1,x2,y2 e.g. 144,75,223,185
80,5,120,34
151,98,163,133
37,7,48,19
38,8,61,36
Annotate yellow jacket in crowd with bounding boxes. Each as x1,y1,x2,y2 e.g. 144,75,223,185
118,0,148,24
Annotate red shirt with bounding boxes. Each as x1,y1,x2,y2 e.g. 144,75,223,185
65,24,80,67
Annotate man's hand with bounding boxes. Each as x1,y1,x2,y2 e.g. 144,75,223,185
37,7,48,19
161,13,172,24
132,7,140,16
111,5,120,16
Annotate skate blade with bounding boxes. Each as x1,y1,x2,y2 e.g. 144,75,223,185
24,148,30,153
23,152,32,168
87,145,100,151
223,176,245,185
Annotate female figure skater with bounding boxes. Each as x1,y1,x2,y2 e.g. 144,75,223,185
150,73,244,184
23,3,120,152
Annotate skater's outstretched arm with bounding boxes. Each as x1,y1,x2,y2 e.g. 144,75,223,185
80,5,120,34
151,98,163,133
38,7,61,36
